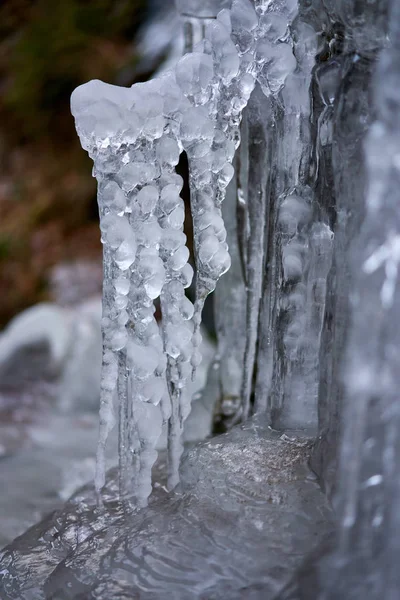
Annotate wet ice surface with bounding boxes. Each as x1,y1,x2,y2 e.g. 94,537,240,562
0,412,102,550
0,324,214,551
0,417,333,600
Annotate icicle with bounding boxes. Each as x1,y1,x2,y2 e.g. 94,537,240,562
214,161,247,429
240,84,271,421
251,4,325,428
71,77,182,504
241,0,304,421
71,0,319,503
95,243,117,501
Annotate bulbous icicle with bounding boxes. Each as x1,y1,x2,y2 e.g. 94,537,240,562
71,0,312,505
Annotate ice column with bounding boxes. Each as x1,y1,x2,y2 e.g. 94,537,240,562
310,0,388,494
240,0,333,429
71,77,194,501
327,1,400,595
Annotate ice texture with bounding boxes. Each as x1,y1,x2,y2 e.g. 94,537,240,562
322,0,399,596
2,0,395,598
304,0,389,500
0,418,333,600
228,0,335,429
71,0,313,504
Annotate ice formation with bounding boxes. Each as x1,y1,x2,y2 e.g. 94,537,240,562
319,0,400,595
1,0,400,598
71,0,312,504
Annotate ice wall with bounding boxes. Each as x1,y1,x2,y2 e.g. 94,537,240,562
276,0,400,597
326,0,399,595
308,0,389,497
213,0,334,430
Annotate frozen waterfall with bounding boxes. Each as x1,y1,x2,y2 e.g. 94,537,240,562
0,0,399,598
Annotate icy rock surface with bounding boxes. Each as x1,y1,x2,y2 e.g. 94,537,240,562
0,417,333,600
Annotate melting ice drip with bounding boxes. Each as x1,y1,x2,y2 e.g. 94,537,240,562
71,0,300,506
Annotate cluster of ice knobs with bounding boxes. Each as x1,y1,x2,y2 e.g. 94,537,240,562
71,0,299,506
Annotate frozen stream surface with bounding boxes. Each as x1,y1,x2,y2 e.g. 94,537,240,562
0,416,333,599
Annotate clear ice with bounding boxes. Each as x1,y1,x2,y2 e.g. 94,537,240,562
71,0,312,504
1,0,400,598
